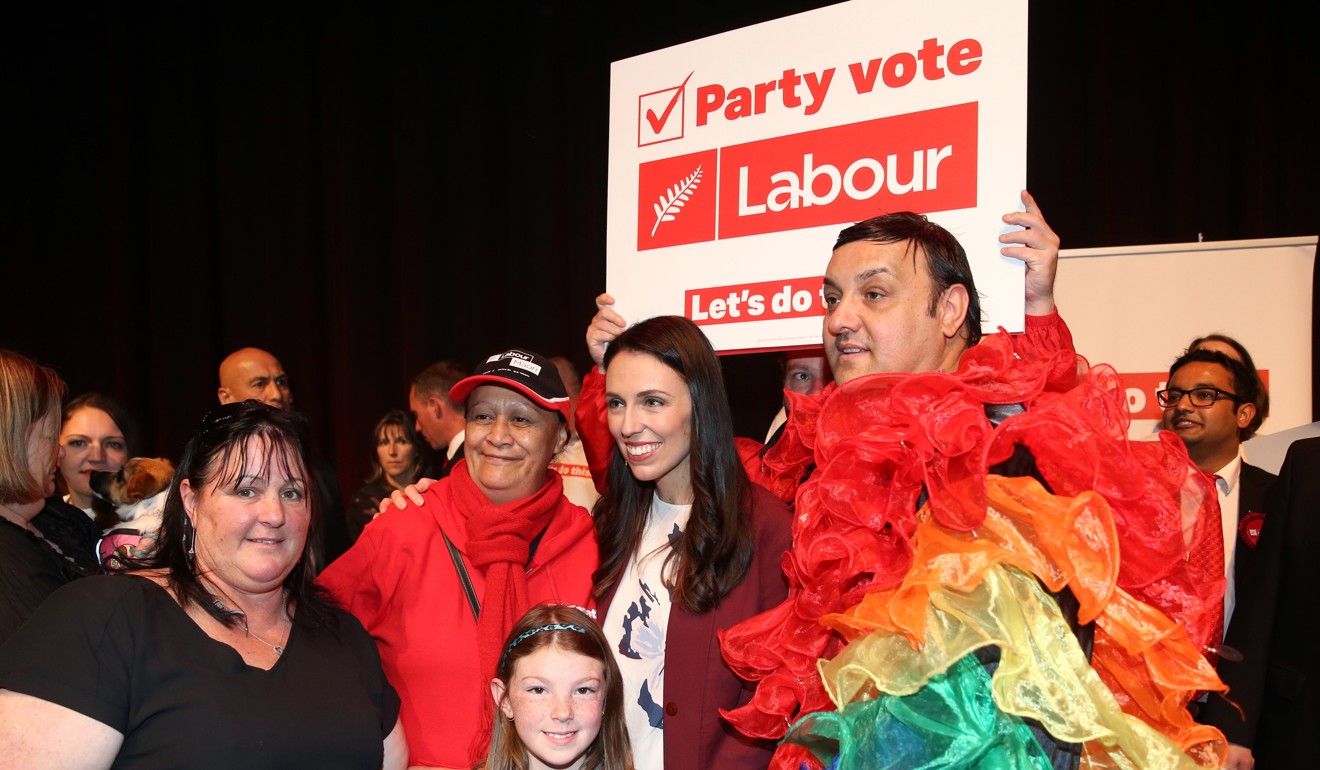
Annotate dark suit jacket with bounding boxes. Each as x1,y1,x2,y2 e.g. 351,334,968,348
598,484,792,770
1202,439,1318,768
1233,461,1275,586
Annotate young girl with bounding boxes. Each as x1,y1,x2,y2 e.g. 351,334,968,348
580,306,793,770
486,605,632,770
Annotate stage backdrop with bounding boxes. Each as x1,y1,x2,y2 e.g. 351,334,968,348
1054,236,1317,442
607,0,1031,352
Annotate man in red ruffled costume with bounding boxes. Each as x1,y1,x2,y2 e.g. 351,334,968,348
719,192,1229,770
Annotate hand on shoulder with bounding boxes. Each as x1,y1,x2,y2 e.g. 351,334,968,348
376,478,436,514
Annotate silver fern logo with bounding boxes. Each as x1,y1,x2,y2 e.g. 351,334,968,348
650,166,703,237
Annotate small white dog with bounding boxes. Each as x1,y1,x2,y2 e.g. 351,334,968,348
90,457,175,568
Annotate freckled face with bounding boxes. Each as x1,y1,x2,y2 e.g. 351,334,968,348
494,645,605,770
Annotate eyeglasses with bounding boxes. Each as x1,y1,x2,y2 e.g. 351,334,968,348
1155,387,1240,409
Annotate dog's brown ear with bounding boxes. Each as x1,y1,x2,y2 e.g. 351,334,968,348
124,468,153,503
124,459,175,503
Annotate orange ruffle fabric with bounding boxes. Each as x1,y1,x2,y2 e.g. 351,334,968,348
823,476,1225,767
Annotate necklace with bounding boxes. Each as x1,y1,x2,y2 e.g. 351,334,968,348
240,615,289,656
207,596,289,656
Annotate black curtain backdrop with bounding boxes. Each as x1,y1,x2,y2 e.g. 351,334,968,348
3,1,1316,498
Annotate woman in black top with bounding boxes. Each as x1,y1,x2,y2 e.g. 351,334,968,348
0,400,405,769
0,349,99,644
346,410,428,543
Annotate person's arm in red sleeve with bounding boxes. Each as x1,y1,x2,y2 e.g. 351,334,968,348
1014,307,1076,361
998,190,1078,370
576,366,613,493
579,292,629,493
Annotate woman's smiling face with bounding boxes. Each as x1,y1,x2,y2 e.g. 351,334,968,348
495,644,605,770
464,385,566,505
605,350,693,505
181,437,311,595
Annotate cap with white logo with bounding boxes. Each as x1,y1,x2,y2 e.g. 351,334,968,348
448,349,572,424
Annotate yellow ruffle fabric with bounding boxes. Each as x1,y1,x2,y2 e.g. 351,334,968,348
818,475,1226,768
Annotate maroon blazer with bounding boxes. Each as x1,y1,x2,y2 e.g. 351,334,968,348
598,483,792,770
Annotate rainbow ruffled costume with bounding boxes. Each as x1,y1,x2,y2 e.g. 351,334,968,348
719,320,1229,769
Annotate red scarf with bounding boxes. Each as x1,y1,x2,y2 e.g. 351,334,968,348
450,459,566,762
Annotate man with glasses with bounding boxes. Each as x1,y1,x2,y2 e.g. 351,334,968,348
1158,348,1275,766
1159,349,1274,585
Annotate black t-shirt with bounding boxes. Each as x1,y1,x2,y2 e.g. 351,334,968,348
0,575,400,770
0,500,99,644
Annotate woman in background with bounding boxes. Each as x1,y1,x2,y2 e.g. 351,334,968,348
57,393,135,527
347,410,426,543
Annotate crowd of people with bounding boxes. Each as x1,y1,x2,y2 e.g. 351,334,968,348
0,190,1309,769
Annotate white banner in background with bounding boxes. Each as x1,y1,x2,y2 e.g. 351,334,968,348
607,0,1030,352
1054,236,1316,442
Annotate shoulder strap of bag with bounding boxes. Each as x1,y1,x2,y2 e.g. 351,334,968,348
440,528,481,622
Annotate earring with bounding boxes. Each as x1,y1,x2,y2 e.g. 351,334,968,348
183,518,196,569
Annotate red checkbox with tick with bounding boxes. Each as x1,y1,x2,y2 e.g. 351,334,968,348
638,72,693,147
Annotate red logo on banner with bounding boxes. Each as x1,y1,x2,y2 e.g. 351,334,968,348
721,103,978,239
638,72,694,147
635,104,977,250
637,149,718,250
685,276,824,326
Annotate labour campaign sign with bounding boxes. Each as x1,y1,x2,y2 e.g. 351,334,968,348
607,0,1030,352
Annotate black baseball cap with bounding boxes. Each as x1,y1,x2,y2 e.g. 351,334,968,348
448,349,572,423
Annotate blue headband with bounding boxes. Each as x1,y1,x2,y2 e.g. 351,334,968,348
500,623,587,673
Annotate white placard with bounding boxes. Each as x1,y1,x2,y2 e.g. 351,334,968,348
607,0,1030,352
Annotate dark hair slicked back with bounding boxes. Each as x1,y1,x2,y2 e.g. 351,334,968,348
834,211,983,347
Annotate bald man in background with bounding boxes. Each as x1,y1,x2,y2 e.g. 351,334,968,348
216,347,350,562
217,347,293,409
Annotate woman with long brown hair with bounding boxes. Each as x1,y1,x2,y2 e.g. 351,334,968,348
580,303,792,770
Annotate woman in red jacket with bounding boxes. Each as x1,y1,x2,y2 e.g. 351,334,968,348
321,349,598,769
